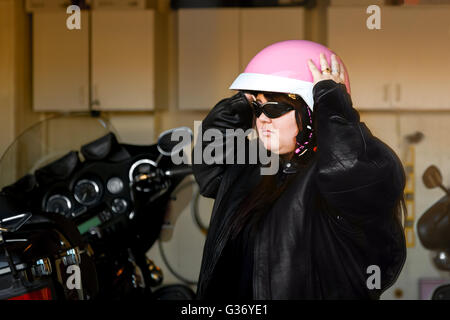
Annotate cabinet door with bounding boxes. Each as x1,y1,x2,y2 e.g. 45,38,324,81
178,8,240,110
33,11,89,111
328,7,396,110
390,7,450,110
240,7,305,70
26,0,71,12
92,10,154,110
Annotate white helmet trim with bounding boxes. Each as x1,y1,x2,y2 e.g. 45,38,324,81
229,72,314,111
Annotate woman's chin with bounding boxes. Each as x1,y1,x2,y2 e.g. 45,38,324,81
260,140,279,154
262,141,295,155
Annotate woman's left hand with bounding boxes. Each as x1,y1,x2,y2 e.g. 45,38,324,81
307,53,346,86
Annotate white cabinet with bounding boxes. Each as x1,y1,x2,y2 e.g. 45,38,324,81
26,0,71,12
328,7,395,110
177,8,240,111
388,7,450,110
177,7,306,111
92,10,155,110
240,7,305,70
91,0,146,10
328,6,450,110
32,10,154,112
33,11,89,111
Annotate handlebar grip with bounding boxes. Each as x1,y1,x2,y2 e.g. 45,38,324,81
165,166,193,177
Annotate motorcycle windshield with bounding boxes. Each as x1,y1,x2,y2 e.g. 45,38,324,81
0,114,117,190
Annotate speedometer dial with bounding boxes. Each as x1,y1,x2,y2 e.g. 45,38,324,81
45,195,72,216
74,179,102,206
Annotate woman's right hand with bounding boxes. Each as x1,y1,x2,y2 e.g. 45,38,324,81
307,53,346,86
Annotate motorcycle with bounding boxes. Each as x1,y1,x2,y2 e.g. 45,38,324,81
417,165,450,300
0,113,196,300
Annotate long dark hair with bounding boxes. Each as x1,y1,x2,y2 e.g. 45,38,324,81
228,92,314,240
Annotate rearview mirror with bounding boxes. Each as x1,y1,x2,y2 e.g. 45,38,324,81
157,127,193,157
423,165,450,196
423,165,443,189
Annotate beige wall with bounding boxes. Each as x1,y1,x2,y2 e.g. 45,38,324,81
0,0,42,158
0,0,17,157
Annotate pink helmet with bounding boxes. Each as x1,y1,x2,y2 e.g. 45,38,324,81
229,40,350,111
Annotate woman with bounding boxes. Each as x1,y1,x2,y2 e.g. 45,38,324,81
192,40,407,300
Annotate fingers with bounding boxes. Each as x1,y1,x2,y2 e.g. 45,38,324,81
307,59,321,79
309,54,346,85
331,54,340,76
331,53,346,84
319,53,330,73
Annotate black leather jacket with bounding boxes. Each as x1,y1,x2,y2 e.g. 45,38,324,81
192,80,406,299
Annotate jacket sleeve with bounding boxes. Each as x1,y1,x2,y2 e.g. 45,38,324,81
191,91,254,199
314,80,406,220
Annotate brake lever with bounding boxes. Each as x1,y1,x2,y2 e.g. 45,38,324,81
0,213,32,233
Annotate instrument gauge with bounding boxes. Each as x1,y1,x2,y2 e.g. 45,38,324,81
74,179,102,206
45,195,72,216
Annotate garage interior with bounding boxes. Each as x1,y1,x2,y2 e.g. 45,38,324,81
1,0,450,300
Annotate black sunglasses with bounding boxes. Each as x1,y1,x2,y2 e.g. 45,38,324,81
251,101,295,119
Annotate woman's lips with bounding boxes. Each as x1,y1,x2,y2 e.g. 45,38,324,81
261,129,273,137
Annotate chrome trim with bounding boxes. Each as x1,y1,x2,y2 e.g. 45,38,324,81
2,213,29,223
62,248,80,266
0,213,32,233
128,159,157,183
4,238,28,242
74,179,101,205
46,194,72,213
32,258,52,276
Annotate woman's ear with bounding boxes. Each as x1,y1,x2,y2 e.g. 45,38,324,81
243,92,256,106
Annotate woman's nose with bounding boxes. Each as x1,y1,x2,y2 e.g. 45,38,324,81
258,112,271,123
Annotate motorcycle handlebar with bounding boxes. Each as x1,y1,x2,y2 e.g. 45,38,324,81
164,166,193,178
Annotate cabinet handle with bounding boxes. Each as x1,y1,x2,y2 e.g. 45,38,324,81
395,83,401,103
92,85,100,107
383,84,390,103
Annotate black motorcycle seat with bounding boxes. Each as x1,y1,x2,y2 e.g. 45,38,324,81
81,133,130,162
34,151,80,186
